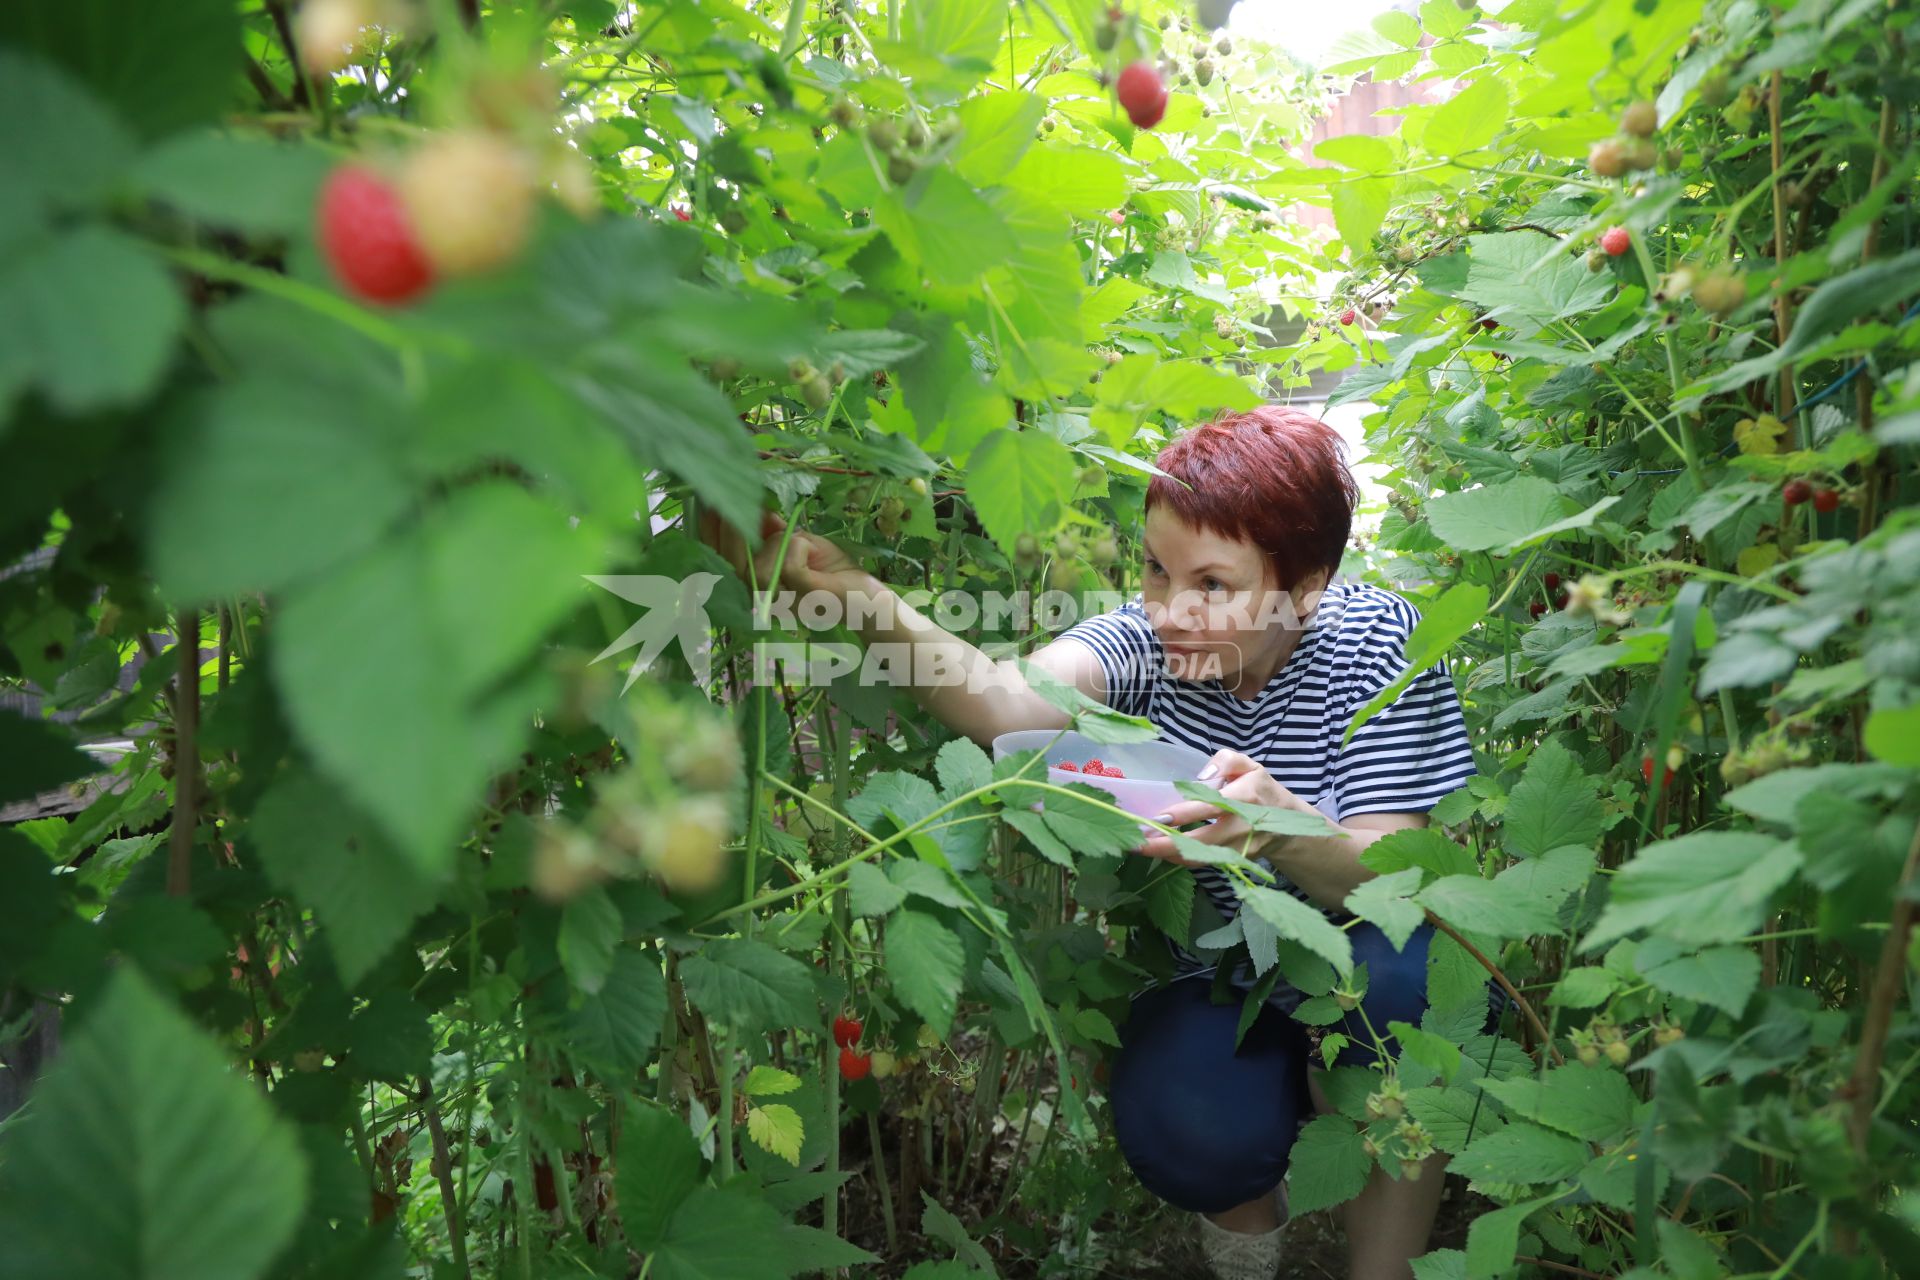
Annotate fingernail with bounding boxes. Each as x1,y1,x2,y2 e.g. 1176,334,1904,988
1152,813,1172,824
1197,764,1218,781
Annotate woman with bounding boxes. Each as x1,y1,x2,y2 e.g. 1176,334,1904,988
705,405,1477,1280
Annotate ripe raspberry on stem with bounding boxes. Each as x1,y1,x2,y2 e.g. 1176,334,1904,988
1339,308,1357,325
1812,487,1840,513
838,1046,872,1081
1600,225,1632,257
1782,479,1813,506
317,164,436,306
1115,61,1168,129
832,1014,863,1047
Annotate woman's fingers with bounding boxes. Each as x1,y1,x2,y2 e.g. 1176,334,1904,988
1198,748,1262,783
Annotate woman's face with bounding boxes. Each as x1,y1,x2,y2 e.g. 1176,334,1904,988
1139,506,1324,686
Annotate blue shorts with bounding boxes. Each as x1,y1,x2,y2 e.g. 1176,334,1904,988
1108,922,1492,1214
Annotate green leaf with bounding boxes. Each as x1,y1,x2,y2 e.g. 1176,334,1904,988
1582,833,1802,952
952,92,1046,186
1452,1120,1589,1184
934,736,994,797
1419,75,1508,156
0,226,185,413
150,377,415,602
1459,231,1610,333
567,947,669,1072
877,168,1016,290
1372,8,1424,45
1425,478,1576,554
920,1192,998,1274
1331,175,1392,260
1039,787,1149,858
1476,1064,1635,1141
743,1065,804,1098
272,484,592,872
0,708,99,806
1492,845,1595,921
249,768,439,988
1405,1086,1497,1154
132,131,331,236
649,1185,798,1280
1639,943,1760,1017
559,887,624,996
848,861,910,915
0,968,308,1280
1502,739,1606,859
1074,1007,1122,1047
1009,145,1129,218
1388,1019,1463,1082
1465,1193,1560,1278
1238,885,1353,978
1361,827,1479,879
1000,808,1075,868
1285,1114,1373,1214
616,1101,702,1252
887,908,966,1035
966,428,1077,556
1865,703,1920,765
0,47,133,225
681,937,818,1036
1412,1250,1469,1280
748,1103,806,1166
1145,866,1195,946
1548,967,1620,1008
1344,868,1427,950
1343,584,1487,744
0,0,242,140
1418,875,1559,940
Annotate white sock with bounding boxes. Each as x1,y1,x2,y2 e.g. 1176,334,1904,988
1197,1211,1286,1280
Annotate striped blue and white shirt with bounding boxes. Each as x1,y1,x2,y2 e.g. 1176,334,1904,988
1057,580,1476,1001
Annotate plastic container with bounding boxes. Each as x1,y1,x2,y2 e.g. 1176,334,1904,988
990,728,1218,819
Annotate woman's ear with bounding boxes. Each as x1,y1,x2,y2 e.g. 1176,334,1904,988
1289,567,1331,621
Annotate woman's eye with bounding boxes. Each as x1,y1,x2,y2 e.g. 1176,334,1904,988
1204,578,1227,593
1145,560,1165,576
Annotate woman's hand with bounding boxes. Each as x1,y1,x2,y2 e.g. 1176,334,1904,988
1133,749,1316,867
697,508,867,599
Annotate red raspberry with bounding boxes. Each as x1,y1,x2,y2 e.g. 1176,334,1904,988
839,1047,872,1081
672,206,692,221
316,164,435,305
832,1014,863,1048
1782,479,1812,506
1640,756,1675,788
1529,601,1546,618
1600,226,1631,257
1057,760,1079,772
1812,487,1840,513
1339,308,1357,325
1104,765,1125,778
1083,759,1105,776
1115,61,1168,129
1543,571,1561,592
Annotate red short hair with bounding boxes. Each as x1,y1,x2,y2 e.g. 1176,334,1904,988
1145,405,1358,590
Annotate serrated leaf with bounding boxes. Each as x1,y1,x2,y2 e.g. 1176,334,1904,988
887,909,965,1035
743,1066,803,1098
1465,1193,1559,1277
1361,827,1479,879
747,1104,805,1166
679,938,816,1036
1285,1114,1373,1214
1548,967,1620,1008
1238,885,1353,978
847,861,909,916
1640,944,1760,1017
1345,868,1427,950
1405,1086,1499,1154
1476,1064,1634,1142
559,887,623,996
1503,739,1605,858
1146,867,1196,947
1582,833,1802,952
617,1101,702,1251
935,736,994,797
567,948,669,1072
1001,808,1075,868
0,969,308,1280
1425,478,1575,554
648,1185,796,1280
1418,875,1559,940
